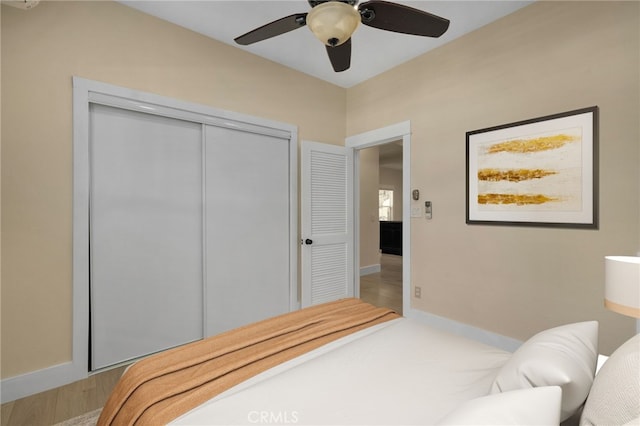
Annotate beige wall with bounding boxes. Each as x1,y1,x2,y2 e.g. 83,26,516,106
379,167,403,221
1,1,346,379
359,146,380,269
347,1,639,354
2,0,639,383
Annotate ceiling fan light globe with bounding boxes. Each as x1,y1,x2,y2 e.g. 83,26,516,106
306,1,360,47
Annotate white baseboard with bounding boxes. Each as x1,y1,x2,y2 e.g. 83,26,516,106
405,307,522,352
360,264,381,276
1,361,85,403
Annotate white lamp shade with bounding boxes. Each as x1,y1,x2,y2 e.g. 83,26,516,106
306,1,360,46
605,256,640,318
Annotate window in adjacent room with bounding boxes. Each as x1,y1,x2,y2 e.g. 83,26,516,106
379,189,393,221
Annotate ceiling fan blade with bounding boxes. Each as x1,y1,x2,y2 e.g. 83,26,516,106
358,0,449,38
235,13,308,45
326,38,351,72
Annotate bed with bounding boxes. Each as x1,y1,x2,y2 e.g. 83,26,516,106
98,298,640,426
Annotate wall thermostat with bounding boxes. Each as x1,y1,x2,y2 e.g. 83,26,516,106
425,201,432,219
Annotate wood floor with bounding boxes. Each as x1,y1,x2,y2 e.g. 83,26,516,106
0,365,127,426
360,253,403,315
1,254,402,425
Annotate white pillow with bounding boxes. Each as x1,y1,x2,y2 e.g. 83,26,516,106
580,333,640,426
490,321,598,421
437,386,562,425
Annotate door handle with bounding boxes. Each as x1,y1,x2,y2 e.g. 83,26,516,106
305,239,313,245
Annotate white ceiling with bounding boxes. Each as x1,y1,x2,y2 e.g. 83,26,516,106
119,1,533,88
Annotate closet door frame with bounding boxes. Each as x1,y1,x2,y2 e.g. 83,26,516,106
72,77,298,378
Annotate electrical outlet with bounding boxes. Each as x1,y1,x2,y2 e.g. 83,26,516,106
414,286,422,298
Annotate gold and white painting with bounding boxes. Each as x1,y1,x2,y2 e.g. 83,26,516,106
466,107,597,227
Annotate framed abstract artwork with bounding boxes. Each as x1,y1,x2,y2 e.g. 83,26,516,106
466,106,598,228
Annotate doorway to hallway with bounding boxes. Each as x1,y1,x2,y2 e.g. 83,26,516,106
346,120,412,316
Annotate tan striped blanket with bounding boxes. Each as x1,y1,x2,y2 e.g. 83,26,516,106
98,298,399,425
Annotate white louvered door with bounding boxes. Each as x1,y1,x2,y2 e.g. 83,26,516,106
301,141,353,307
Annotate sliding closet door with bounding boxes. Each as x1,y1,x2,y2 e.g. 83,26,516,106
90,104,203,370
204,125,291,336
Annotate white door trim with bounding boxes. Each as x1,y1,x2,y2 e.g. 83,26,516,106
346,121,411,314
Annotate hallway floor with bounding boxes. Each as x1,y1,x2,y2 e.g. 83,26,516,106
360,253,403,315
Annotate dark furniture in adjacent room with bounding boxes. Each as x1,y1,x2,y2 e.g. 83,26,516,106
380,221,402,255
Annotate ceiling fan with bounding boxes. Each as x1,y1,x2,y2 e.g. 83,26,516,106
234,0,450,73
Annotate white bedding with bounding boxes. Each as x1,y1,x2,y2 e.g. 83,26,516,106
172,317,511,425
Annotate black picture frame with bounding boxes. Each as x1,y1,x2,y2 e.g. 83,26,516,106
466,106,598,228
